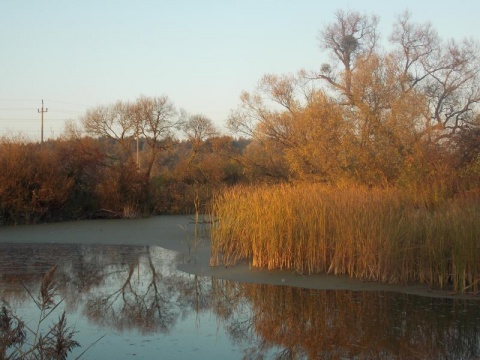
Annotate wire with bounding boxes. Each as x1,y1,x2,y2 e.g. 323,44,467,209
0,119,73,122
0,108,38,111
0,99,89,106
0,118,38,121
0,98,40,101
0,130,40,133
46,100,89,107
49,110,83,114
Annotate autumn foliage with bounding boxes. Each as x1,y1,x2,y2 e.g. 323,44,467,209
0,133,247,224
1,10,479,292
210,10,480,293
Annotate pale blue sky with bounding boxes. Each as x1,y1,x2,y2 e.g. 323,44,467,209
1,0,479,139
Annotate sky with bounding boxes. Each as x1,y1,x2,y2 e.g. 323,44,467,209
1,0,479,140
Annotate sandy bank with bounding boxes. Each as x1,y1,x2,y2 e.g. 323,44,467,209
0,215,477,300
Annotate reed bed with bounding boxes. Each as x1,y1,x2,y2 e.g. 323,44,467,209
209,183,480,293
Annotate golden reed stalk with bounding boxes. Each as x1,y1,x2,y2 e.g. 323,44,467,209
210,183,480,293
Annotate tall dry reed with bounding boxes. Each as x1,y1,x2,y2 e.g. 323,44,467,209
210,183,480,293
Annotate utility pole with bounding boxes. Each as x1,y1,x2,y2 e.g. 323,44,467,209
136,133,139,168
38,99,48,143
136,121,140,168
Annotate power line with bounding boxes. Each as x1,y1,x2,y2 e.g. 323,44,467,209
0,118,74,121
46,100,89,107
0,108,37,111
0,108,83,115
0,130,41,134
0,99,86,142
0,98,89,105
0,98,41,101
0,119,37,121
49,110,83,114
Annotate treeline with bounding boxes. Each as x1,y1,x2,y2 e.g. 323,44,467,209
0,133,248,225
1,10,480,226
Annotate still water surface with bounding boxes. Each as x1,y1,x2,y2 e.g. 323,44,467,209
1,242,479,359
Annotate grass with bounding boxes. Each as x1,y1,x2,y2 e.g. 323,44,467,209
1,266,104,359
210,183,480,293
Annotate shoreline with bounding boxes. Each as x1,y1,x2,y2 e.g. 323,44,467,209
0,215,478,300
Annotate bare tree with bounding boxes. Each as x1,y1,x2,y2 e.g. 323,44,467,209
389,11,480,140
180,113,218,156
316,10,480,142
133,95,177,177
82,95,177,177
317,9,380,104
83,101,136,157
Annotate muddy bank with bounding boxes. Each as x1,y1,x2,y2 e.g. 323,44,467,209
0,215,477,300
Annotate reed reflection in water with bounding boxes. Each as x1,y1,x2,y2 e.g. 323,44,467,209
1,243,479,359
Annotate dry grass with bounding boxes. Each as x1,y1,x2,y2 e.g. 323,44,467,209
1,266,82,359
210,183,480,293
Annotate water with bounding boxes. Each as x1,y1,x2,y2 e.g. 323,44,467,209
1,243,480,359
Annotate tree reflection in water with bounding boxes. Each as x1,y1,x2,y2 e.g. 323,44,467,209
1,243,479,359
211,281,480,359
83,246,201,334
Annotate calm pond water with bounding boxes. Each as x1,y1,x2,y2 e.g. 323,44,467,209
1,242,480,359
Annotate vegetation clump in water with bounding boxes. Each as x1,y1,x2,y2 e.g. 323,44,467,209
210,183,480,294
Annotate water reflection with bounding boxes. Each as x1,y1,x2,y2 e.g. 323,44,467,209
1,243,479,359
217,283,480,359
